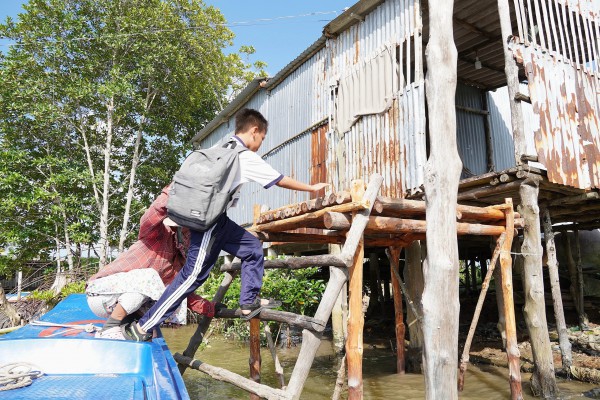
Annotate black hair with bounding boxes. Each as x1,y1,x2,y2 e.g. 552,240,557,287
235,108,268,134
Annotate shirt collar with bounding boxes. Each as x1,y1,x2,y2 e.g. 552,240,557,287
233,135,248,148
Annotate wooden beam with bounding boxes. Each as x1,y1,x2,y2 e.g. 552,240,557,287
215,308,326,332
373,197,507,221
221,254,346,272
254,231,345,245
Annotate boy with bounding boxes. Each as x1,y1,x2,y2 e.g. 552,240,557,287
124,108,329,341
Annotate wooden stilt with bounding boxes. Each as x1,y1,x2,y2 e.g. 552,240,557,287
565,231,589,329
542,207,573,371
499,199,523,400
347,180,366,400
458,232,505,391
388,246,406,375
404,241,424,373
249,318,261,400
264,324,286,388
330,244,347,352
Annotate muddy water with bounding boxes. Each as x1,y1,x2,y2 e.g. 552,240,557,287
163,325,597,399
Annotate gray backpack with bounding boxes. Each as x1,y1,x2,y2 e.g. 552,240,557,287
167,139,246,231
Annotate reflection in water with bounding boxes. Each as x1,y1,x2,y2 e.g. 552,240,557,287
163,325,596,399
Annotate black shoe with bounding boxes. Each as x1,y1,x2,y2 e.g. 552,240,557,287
240,298,282,321
121,322,152,342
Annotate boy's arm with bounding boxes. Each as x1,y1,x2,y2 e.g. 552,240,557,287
276,176,330,192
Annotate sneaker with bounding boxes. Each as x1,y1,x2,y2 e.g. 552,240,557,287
95,326,125,340
121,322,152,342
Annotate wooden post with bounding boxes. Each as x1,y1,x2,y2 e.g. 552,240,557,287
368,253,383,315
518,178,559,397
464,259,472,296
541,207,573,371
330,244,347,352
404,241,424,373
347,180,365,399
458,233,505,391
565,231,589,329
499,199,523,399
497,0,527,165
423,0,461,397
388,247,405,374
481,91,495,172
249,318,261,400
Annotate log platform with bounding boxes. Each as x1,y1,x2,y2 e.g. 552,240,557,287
176,173,523,400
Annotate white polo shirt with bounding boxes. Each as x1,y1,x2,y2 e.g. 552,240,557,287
228,136,283,208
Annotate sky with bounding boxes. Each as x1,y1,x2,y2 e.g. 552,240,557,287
0,0,356,76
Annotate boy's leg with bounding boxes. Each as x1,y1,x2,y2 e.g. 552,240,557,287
220,217,265,306
137,223,221,333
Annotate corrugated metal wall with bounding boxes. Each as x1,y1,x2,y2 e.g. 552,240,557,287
456,84,488,177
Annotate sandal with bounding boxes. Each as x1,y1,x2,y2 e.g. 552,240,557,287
240,298,282,321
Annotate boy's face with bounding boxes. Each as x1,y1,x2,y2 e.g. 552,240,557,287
247,126,266,152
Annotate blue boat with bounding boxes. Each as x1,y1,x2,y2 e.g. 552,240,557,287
0,294,190,399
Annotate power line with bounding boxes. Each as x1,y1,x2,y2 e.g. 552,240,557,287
0,9,344,48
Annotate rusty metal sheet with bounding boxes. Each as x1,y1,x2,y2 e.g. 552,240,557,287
513,44,600,189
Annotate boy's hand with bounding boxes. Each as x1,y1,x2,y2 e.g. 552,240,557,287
310,183,330,192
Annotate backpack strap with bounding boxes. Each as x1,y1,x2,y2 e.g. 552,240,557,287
224,137,248,154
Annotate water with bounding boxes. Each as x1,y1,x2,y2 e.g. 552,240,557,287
163,325,598,399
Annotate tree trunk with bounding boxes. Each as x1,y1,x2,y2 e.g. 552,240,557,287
518,178,559,397
404,241,424,373
0,283,21,327
98,97,114,269
565,231,589,329
542,208,572,371
422,0,461,398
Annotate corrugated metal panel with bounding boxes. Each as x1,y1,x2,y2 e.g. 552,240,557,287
487,85,538,172
456,84,487,177
513,43,600,189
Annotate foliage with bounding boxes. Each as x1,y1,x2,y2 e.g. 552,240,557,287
197,263,326,340
30,280,86,307
0,0,265,275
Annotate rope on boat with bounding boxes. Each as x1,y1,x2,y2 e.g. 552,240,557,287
0,363,43,391
30,320,101,333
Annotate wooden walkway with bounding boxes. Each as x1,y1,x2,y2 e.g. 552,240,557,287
173,173,523,400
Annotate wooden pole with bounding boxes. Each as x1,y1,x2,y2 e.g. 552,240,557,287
264,324,285,388
373,197,507,221
249,318,261,400
499,199,523,399
565,231,589,329
422,0,461,396
458,233,505,391
404,241,424,373
519,178,559,397
347,180,365,400
179,270,237,375
388,246,406,375
330,244,347,352
541,207,573,371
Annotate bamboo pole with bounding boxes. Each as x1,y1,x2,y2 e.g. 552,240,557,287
458,232,505,391
499,199,523,400
347,180,366,400
250,318,261,400
174,354,290,400
388,246,406,375
541,207,572,371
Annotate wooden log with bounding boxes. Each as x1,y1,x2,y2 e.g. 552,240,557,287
499,199,523,399
254,231,346,245
542,208,573,372
519,178,559,397
423,0,461,396
286,266,348,399
458,233,505,391
324,212,506,236
215,308,326,332
179,271,237,375
253,201,369,233
364,235,422,248
457,181,522,202
547,192,599,206
332,354,347,400
336,191,352,204
565,231,589,329
264,324,285,388
339,174,383,267
346,207,365,399
329,244,347,352
221,254,346,272
174,354,290,400
388,247,406,375
373,197,507,221
250,318,261,400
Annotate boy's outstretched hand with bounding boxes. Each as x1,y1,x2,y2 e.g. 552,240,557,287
310,182,330,192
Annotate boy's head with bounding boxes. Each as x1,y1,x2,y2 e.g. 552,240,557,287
235,108,268,151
